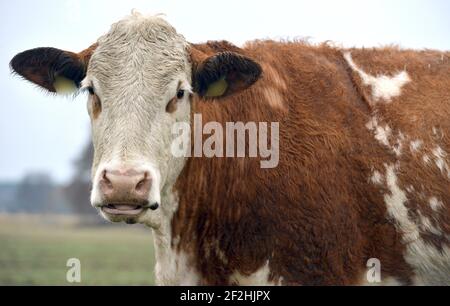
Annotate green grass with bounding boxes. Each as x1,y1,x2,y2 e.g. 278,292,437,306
0,214,155,285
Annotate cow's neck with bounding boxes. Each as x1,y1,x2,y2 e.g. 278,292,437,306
150,183,201,285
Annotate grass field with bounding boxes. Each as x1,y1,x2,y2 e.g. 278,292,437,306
0,214,155,285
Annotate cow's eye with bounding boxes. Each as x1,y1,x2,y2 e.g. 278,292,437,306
177,89,185,99
87,87,102,118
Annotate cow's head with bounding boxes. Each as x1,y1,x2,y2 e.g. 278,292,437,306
10,12,261,228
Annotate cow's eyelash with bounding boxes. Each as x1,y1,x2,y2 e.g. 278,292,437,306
80,86,95,95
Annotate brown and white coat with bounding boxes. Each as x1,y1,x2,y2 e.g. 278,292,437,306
10,13,450,285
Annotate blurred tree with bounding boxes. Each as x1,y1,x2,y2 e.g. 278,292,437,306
14,173,54,213
64,142,97,216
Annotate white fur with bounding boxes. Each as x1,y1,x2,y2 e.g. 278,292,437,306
432,146,450,179
382,164,450,285
86,12,192,226
410,140,423,153
152,190,201,285
344,52,411,103
375,124,392,147
366,116,405,156
429,197,444,212
406,185,415,193
370,169,384,185
230,261,281,286
153,232,200,285
418,212,442,236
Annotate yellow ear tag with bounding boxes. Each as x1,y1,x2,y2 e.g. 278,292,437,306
53,76,77,94
205,78,228,98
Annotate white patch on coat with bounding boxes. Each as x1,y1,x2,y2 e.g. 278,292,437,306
376,124,392,147
382,164,450,285
154,245,200,285
370,169,384,185
384,164,418,242
392,132,405,156
418,212,443,236
366,116,391,146
410,140,423,153
366,116,405,156
344,52,411,103
429,197,444,212
406,185,415,193
230,261,281,286
432,146,450,178
423,154,431,164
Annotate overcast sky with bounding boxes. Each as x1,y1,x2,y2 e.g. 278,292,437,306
1,0,449,184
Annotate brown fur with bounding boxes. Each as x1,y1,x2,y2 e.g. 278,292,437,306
171,41,450,285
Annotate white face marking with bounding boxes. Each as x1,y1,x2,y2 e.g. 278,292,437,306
85,12,193,226
230,261,281,286
344,52,411,103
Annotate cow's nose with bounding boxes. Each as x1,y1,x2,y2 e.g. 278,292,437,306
99,169,151,202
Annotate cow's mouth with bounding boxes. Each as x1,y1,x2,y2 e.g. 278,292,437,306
101,202,160,216
101,204,146,216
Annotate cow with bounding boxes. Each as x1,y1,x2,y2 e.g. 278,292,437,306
10,11,450,285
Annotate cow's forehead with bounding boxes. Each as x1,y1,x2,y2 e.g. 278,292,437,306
87,13,191,93
99,12,186,47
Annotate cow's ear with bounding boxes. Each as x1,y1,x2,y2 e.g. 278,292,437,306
190,47,262,98
10,43,97,94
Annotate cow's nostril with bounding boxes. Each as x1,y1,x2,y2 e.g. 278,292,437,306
135,172,151,194
136,179,146,190
100,170,114,191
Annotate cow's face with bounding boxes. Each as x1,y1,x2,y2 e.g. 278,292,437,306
10,12,261,228
85,15,193,228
